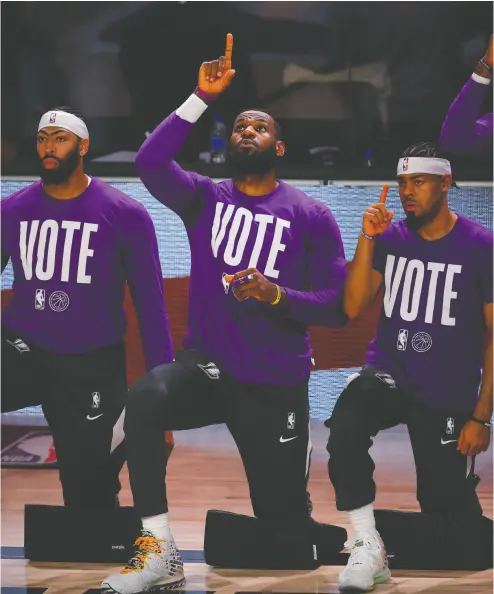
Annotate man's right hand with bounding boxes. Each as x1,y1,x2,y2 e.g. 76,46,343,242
362,185,393,237
198,33,236,97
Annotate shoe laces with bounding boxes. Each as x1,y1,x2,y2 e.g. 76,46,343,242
121,530,165,574
344,535,379,568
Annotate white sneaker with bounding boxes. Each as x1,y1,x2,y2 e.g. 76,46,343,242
101,530,186,593
339,531,391,592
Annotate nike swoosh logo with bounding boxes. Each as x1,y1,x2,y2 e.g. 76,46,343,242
87,414,104,421
441,438,457,445
279,436,298,443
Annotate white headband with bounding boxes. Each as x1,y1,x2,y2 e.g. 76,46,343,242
397,157,451,176
38,110,89,140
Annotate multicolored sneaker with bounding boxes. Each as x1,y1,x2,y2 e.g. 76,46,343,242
101,530,186,593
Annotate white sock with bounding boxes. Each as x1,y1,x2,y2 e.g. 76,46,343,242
142,513,173,541
348,504,377,537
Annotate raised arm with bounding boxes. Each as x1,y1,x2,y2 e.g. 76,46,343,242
440,36,493,156
134,34,236,221
343,186,392,320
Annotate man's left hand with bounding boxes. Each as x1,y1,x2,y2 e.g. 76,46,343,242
457,420,491,456
226,268,279,303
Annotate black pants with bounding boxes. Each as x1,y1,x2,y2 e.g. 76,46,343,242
125,350,313,540
326,367,482,517
2,328,127,509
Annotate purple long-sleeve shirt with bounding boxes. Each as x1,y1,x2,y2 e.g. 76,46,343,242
1,178,173,371
135,112,348,385
440,76,493,155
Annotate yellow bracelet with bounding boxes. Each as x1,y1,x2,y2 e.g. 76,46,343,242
270,284,282,306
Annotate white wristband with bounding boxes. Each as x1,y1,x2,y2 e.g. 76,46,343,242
176,93,209,123
471,73,491,86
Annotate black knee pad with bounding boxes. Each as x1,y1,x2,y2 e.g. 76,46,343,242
204,509,347,569
375,509,493,570
24,504,141,563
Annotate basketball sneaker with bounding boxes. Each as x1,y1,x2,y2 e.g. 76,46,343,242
339,531,390,592
101,529,186,593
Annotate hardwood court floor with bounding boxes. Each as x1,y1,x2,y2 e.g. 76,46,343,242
2,421,492,593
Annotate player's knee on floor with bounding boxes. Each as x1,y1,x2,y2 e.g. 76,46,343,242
375,509,493,570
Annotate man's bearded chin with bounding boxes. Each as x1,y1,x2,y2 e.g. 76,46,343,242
227,145,278,176
405,196,443,231
39,146,80,185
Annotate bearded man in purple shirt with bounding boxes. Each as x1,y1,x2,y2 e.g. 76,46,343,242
1,107,173,509
327,142,493,591
102,34,348,594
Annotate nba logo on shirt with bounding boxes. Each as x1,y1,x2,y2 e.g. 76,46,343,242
35,289,45,310
287,412,295,430
402,157,409,171
49,112,57,124
221,272,231,294
397,329,408,351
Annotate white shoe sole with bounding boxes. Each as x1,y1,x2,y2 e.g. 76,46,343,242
339,567,391,592
101,574,186,593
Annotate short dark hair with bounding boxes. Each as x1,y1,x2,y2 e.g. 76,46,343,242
402,141,446,159
401,141,458,188
49,106,87,125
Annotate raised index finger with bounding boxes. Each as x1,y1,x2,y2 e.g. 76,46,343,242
225,33,233,69
379,184,389,204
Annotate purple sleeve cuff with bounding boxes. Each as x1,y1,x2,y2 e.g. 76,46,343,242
194,87,218,103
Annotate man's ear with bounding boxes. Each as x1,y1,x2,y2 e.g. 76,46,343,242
276,141,285,157
80,138,89,157
442,174,453,191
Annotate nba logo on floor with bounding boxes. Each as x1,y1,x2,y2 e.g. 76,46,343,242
397,329,408,351
35,289,45,310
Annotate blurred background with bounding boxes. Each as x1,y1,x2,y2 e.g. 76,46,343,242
2,0,493,180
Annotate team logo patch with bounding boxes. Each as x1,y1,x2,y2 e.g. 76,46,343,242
35,289,45,310
198,362,221,379
49,291,70,312
397,329,408,351
446,417,455,435
287,412,296,430
412,332,432,353
49,112,57,124
6,338,30,353
403,157,409,171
